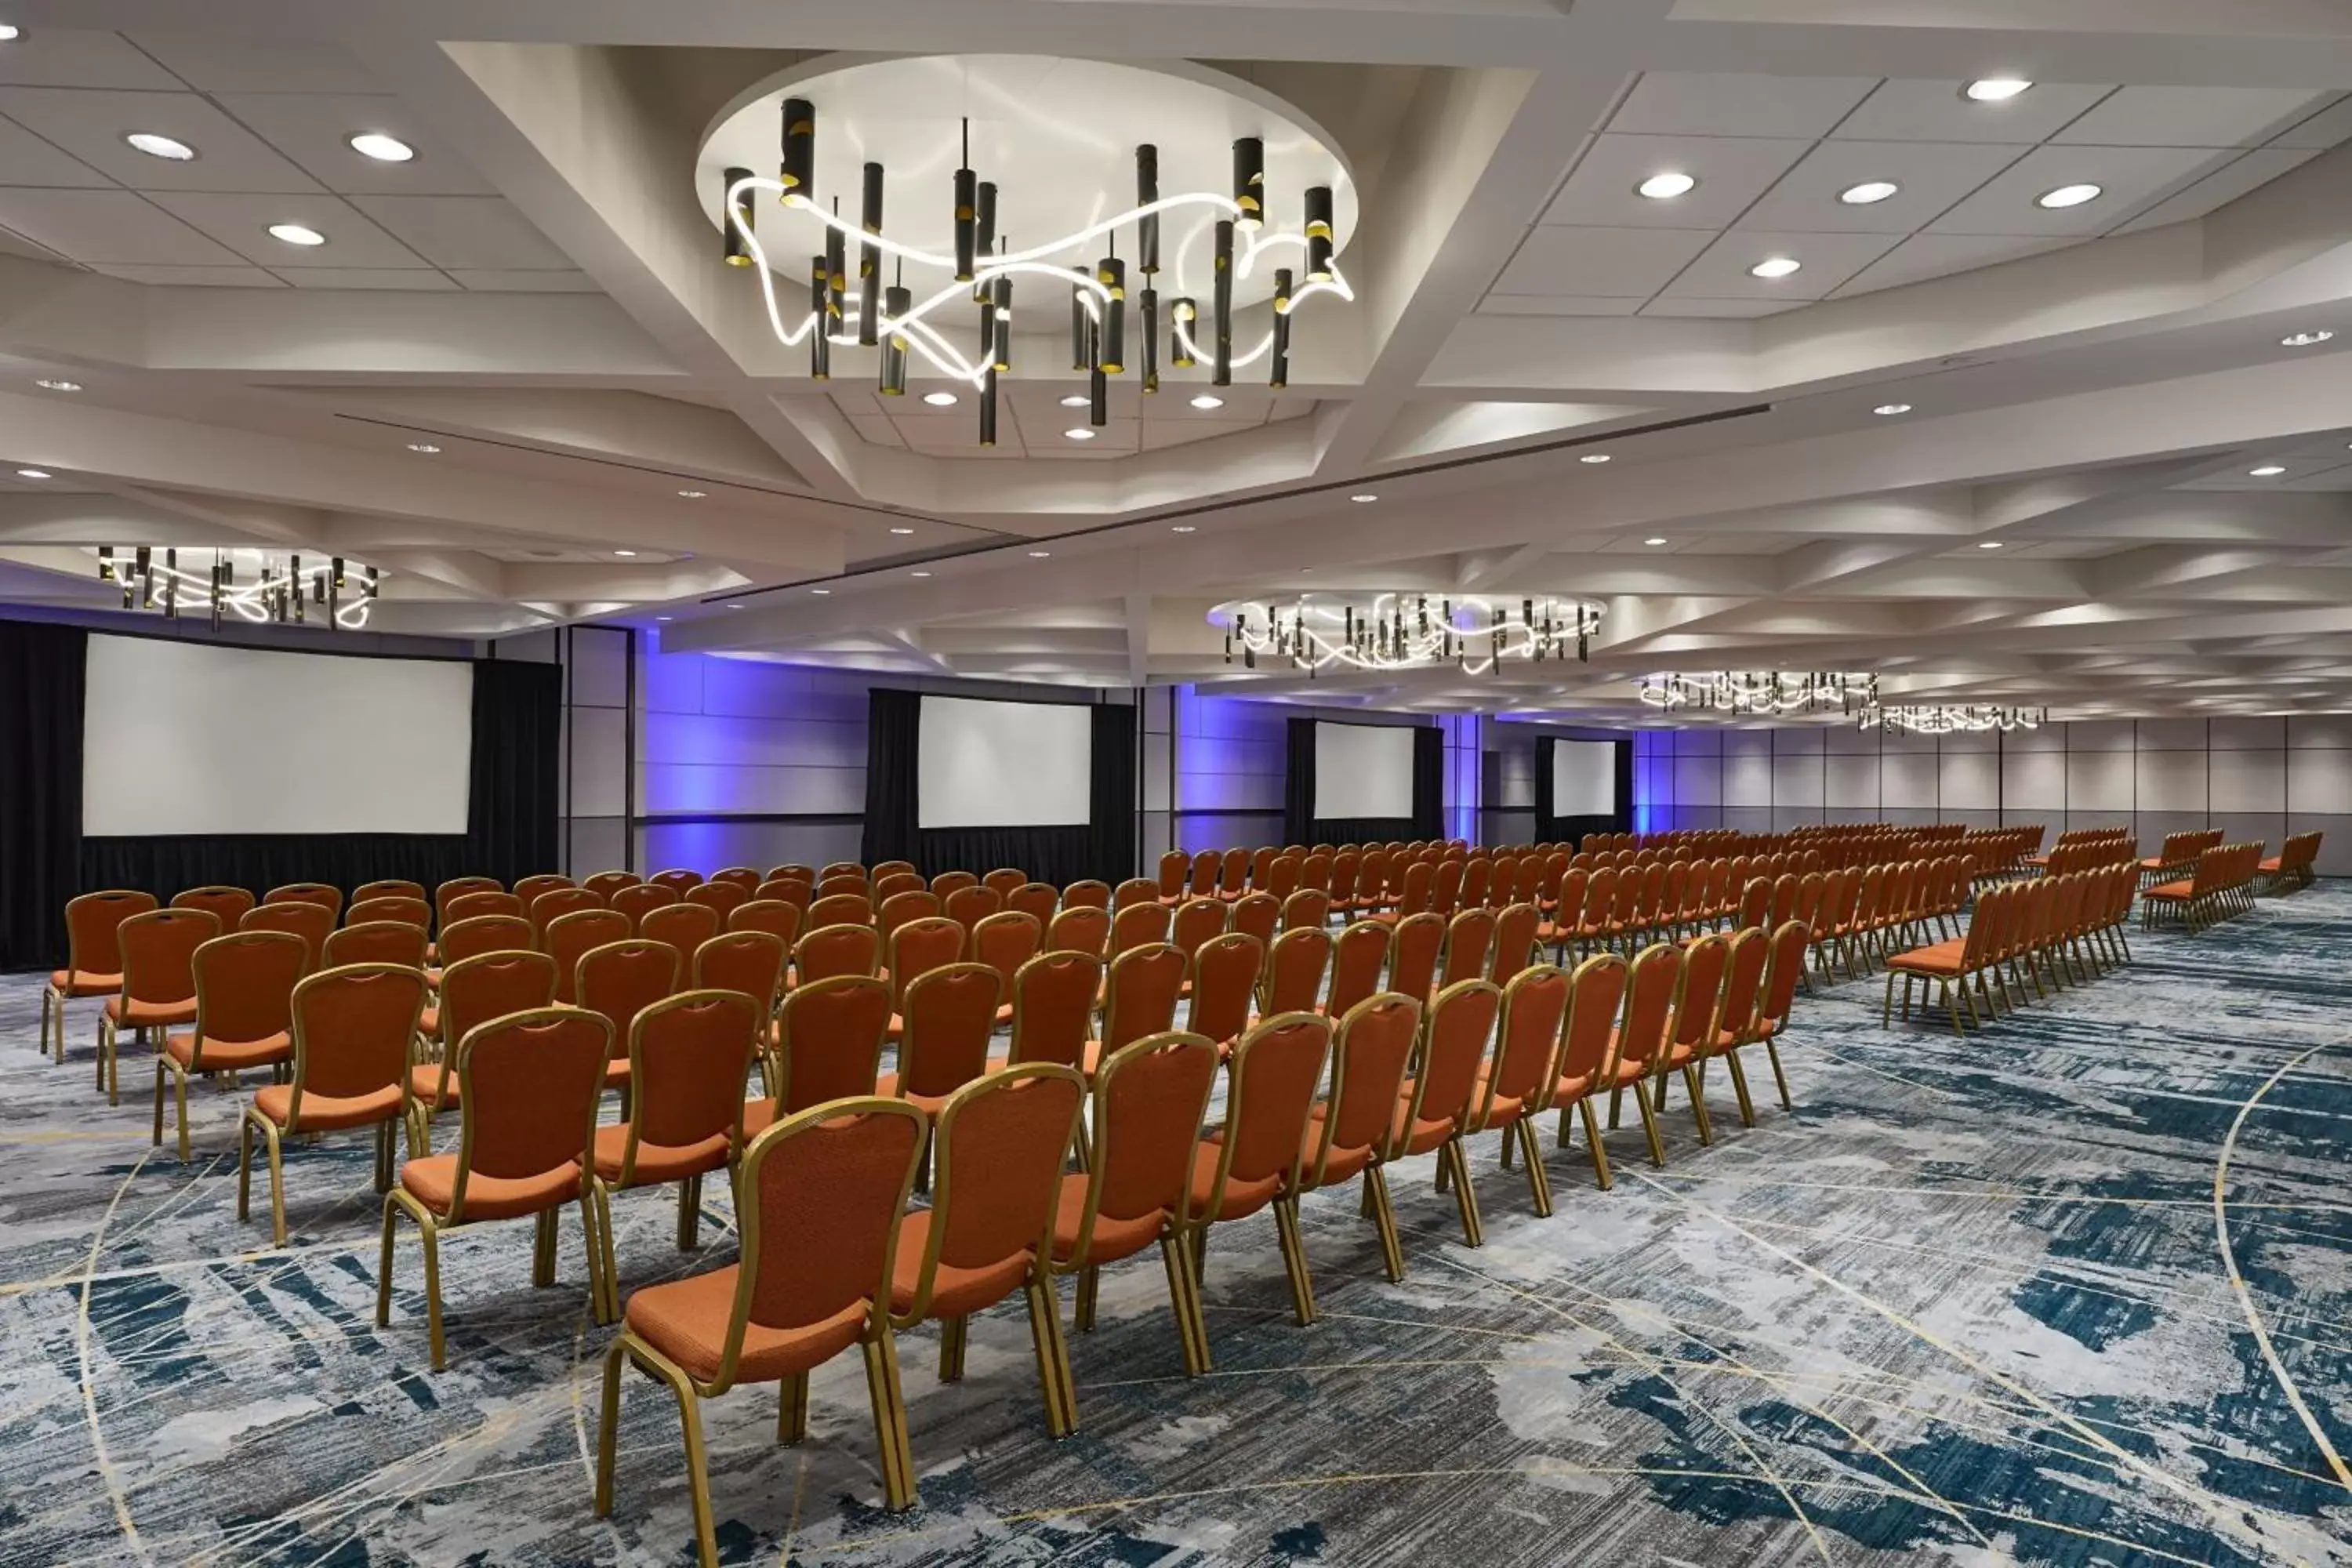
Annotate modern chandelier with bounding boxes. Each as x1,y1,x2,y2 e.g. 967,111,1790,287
90,546,379,631
1639,671,1878,716
1210,593,1604,676
713,92,1354,448
1862,703,2046,734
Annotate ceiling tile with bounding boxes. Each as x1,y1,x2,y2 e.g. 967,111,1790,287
1924,144,2236,236
1142,419,1261,450
1477,294,1644,317
0,113,108,186
94,262,282,286
2113,146,2320,233
1638,297,1803,318
1657,230,1900,300
0,87,321,193
0,30,181,89
1831,81,2118,145
446,269,601,292
2267,95,2352,150
1494,226,1713,298
1830,232,2075,297
0,225,66,262
1734,140,2026,234
847,413,905,448
1606,72,1878,140
346,194,572,270
2051,86,2336,149
1539,133,1810,229
145,191,428,267
270,267,457,289
0,187,242,263
125,31,383,93
209,94,501,197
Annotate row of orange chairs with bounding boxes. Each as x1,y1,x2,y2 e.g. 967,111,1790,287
1885,866,2137,1033
2141,842,2267,931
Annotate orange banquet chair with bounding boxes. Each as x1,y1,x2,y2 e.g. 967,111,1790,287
1259,925,1332,1017
354,877,426,906
1108,899,1171,958
945,884,1003,938
1113,876,1161,911
44,888,155,1065
1602,942,1682,1169
1185,931,1264,1055
1651,931,1731,1145
889,1064,1087,1433
873,870,927,903
170,884,254,930
241,900,334,974
238,961,430,1244
1047,903,1111,959
1392,978,1501,1255
794,920,881,988
435,877,503,927
548,907,631,1006
1387,911,1446,1007
1698,927,1769,1130
877,888,942,944
1052,1031,1219,1379
1319,920,1391,1021
711,866,764,895
973,909,1043,1025
880,962,1003,1155
584,870,642,901
1298,993,1421,1283
594,1098,928,1559
379,1005,616,1370
930,869,977,898
611,880,681,931
1089,942,1188,1075
516,872,578,906
1062,878,1111,912
1464,964,1572,1218
323,920,430,971
530,886,605,949
1229,891,1279,952
1007,881,1060,927
727,898,802,952
409,949,559,1156
577,938,683,1101
435,913,532,968
99,906,218,1104
753,974,891,1135
445,888,525,927
1545,953,1630,1189
685,881,750,923
641,902,723,978
808,891,873,933
884,916,967,1033
154,929,307,1161
1156,848,1192,905
1185,1011,1332,1337
691,930,787,1018
998,950,1103,1072
591,989,763,1319
347,895,430,931
266,881,343,921
982,866,1028,898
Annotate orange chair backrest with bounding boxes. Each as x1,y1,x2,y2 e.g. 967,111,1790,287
712,867,763,894
1388,912,1446,1002
808,891,873,932
982,868,1027,897
583,870,641,900
887,916,966,1004
168,886,249,930
1156,849,1191,898
1488,903,1541,985
873,871,926,902
820,861,866,881
1555,953,1629,1087
1715,928,1769,1042
1113,877,1160,910
649,869,702,894
1230,891,1279,949
434,877,503,924
1219,848,1251,895
1672,934,1730,1051
930,869,978,898
1250,847,1278,889
238,902,331,972
1047,903,1111,958
1280,889,1330,931
1083,1031,1218,1240
438,949,558,1048
693,930,787,1014
686,880,750,920
756,880,812,913
289,962,427,1108
776,975,891,1112
1062,879,1111,911
438,913,532,964
514,873,576,906
575,939,678,1055
1430,859,1465,915
878,890,940,938
1185,932,1264,1044
911,1066,1085,1304
898,963,1002,1101
1406,980,1501,1138
1312,993,1420,1177
1324,920,1391,1018
323,920,428,970
1210,1014,1330,1194
1460,857,1490,909
1109,899,1171,956
452,1007,612,1191
641,901,723,972
1102,942,1187,1052
1759,920,1809,1028
530,887,604,947
1262,926,1331,1014
446,889,524,926
1736,877,1772,930
868,860,913,881
1009,950,1102,1069
266,883,343,920
1264,855,1302,901
627,989,760,1154
735,1099,924,1345
64,889,159,978
1614,943,1682,1073
728,898,802,949
1007,882,1059,925
1171,897,1229,960
547,908,630,1005
1483,964,1570,1113
348,895,430,930
944,885,1002,935
191,931,307,1046
796,920,881,985
973,910,1041,998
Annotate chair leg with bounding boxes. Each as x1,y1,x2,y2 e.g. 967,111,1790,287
1632,1080,1668,1168
938,1314,969,1381
1763,1040,1794,1110
1443,1140,1484,1247
1575,1098,1614,1190
779,1370,810,1444
1363,1166,1406,1281
1515,1119,1553,1216
1025,1273,1078,1437
1723,1051,1759,1127
151,1058,167,1147
593,1337,629,1520
593,1180,620,1324
1160,1233,1212,1376
262,1118,288,1247
582,1190,612,1327
373,1119,394,1195
676,1174,702,1250
1074,1263,1100,1332
861,1329,918,1512
652,1350,724,1563
532,1208,559,1288
1273,1197,1316,1326
1682,1065,1714,1145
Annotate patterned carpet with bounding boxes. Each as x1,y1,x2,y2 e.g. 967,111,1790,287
3,890,2350,1567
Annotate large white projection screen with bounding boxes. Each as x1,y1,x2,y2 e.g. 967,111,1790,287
1552,739,1620,818
917,696,1093,828
1314,722,1415,819
81,637,474,836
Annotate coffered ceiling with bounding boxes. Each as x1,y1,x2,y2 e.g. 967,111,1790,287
3,0,2352,720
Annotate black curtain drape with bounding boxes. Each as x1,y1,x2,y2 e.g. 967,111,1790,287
466,657,564,886
1413,726,1445,840
1283,717,1316,848
1534,734,1635,846
0,619,88,971
862,688,1136,886
1287,717,1443,848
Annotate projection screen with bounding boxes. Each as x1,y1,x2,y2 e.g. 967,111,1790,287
1313,722,1416,819
916,695,1093,828
1551,739,1620,818
82,635,474,836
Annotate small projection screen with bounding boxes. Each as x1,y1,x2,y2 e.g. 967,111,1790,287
1313,722,1417,820
1550,739,1621,818
81,635,474,837
916,695,1094,829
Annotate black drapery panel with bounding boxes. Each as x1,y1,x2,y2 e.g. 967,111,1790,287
1287,717,1442,848
862,688,1137,885
1282,717,1317,847
1412,725,1445,840
1534,735,1635,846
0,619,88,971
466,656,564,886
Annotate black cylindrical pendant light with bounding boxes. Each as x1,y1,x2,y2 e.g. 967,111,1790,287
979,366,999,447
992,273,1012,371
1098,256,1126,374
1140,284,1160,393
1305,185,1334,281
974,180,997,299
722,165,754,267
1090,361,1108,426
1171,298,1197,368
857,162,882,346
809,254,831,379
1270,267,1291,390
209,557,222,633
1070,283,1089,371
97,546,114,582
1232,137,1265,230
880,282,910,396
1212,220,1233,386
1136,143,1160,274
953,119,976,281
824,201,847,346
780,98,814,203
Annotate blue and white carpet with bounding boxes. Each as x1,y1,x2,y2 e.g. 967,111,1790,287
2,889,2348,1566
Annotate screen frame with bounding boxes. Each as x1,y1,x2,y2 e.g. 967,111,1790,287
915,690,1100,831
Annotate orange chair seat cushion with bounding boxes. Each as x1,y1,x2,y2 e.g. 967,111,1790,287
254,1081,401,1131
1468,1069,1530,1129
49,969,122,998
888,1210,1035,1320
626,1268,869,1384
400,1153,581,1220
2143,879,2194,901
592,1124,731,1185
417,1004,440,1039
1051,1174,1166,1266
1550,1069,1596,1105
105,995,198,1028
164,1029,292,1071
871,1071,953,1120
1189,1141,1282,1223
1300,1106,1374,1187
408,1063,460,1109
2259,856,2284,873
1887,939,1968,975
1388,1088,1457,1158
741,1098,776,1138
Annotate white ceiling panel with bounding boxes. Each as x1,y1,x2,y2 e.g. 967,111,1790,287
270,267,459,289
1494,225,1713,298
1538,133,1810,229
1658,229,1901,300
1830,232,2074,297
0,114,107,186
211,94,501,197
1925,144,2234,236
1831,81,2118,145
125,31,383,94
2114,146,2321,234
347,195,571,270
1476,294,1643,316
2267,96,2352,150
0,87,322,192
0,29,180,89
0,187,242,263
445,269,601,292
1607,72,1878,140
1639,296,1801,318
146,191,428,267
1735,140,2026,234
94,262,281,285
2050,85,2336,149
846,413,905,448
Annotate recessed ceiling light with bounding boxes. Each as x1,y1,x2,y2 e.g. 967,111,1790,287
1636,172,1696,201
1064,427,1096,441
889,525,915,535
2281,329,2334,347
1978,540,2004,549
0,24,19,42
267,222,326,247
1350,493,1377,503
921,390,958,406
1749,256,1802,279
655,615,673,622
1171,524,1196,533
405,441,440,454
1189,394,1225,410
1965,79,2032,102
811,587,829,594
1059,394,1090,408
612,549,637,557
1028,550,1051,557
34,378,80,392
2035,183,2101,210
1644,537,1668,546
1839,180,1900,205
911,570,932,578
1580,453,1611,464
677,488,707,498
125,132,195,162
2249,464,2288,477
347,132,415,163
16,467,51,480
726,602,744,609
1873,403,1913,416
